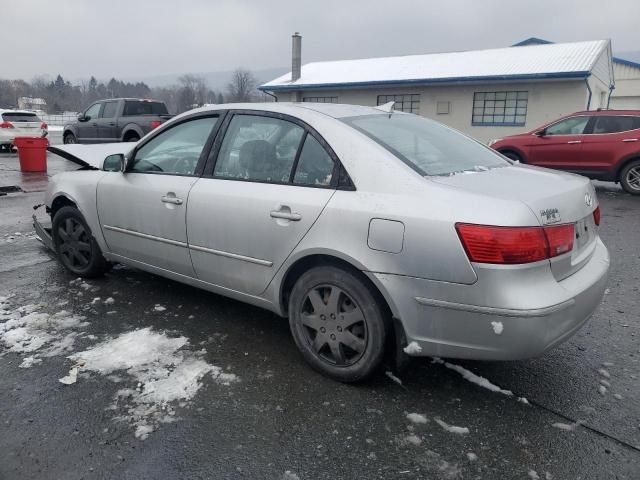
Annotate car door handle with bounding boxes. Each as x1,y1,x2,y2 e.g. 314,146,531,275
270,209,302,221
108,122,116,126
567,140,582,144
622,138,638,142
91,122,98,126
161,195,183,205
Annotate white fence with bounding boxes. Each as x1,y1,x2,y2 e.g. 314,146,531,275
39,113,78,126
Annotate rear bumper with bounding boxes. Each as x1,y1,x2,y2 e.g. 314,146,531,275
371,237,610,360
33,214,55,252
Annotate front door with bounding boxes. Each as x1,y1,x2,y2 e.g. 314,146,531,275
97,114,221,276
96,100,120,142
187,113,338,295
528,115,590,169
77,102,102,143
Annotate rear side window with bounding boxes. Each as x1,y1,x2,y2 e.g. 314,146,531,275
214,115,304,183
592,116,639,134
2,112,40,122
123,101,169,116
293,135,335,186
101,102,118,119
545,116,589,135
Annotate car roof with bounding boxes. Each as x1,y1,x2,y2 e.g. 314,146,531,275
182,102,389,120
569,109,640,116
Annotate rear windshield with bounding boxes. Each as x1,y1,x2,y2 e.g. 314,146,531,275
342,113,508,176
123,101,168,116
2,112,41,122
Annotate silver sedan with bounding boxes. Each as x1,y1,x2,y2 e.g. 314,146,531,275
36,102,609,382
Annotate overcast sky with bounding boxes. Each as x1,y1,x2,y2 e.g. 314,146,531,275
5,0,640,82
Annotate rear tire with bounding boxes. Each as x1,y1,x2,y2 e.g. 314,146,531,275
63,133,76,144
288,265,387,383
620,160,640,195
124,133,140,142
52,206,108,278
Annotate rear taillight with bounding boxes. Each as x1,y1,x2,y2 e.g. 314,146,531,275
593,206,601,226
0,121,14,129
40,122,48,130
150,120,162,129
455,223,574,265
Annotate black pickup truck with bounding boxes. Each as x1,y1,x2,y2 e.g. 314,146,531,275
62,98,172,144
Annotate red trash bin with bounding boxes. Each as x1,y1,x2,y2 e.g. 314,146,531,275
14,136,49,172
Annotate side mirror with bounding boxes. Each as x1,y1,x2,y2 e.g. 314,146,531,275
77,114,88,122
103,154,125,172
535,129,546,137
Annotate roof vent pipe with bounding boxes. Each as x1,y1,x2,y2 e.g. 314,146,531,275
292,32,302,82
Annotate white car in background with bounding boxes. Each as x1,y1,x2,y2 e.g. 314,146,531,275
0,109,48,151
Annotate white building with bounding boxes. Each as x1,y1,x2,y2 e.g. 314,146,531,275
259,37,614,143
611,57,640,109
17,96,47,111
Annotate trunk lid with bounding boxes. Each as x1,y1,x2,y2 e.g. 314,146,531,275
432,164,599,280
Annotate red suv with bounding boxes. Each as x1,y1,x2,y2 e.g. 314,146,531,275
489,110,640,194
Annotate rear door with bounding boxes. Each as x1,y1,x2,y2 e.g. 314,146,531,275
77,102,102,143
96,100,120,142
97,114,221,276
187,112,338,295
580,115,640,173
528,115,590,169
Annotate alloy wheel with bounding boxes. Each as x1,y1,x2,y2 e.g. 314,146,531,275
299,284,368,366
626,166,640,191
57,217,91,269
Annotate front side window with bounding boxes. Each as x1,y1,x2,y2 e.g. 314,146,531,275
343,113,508,176
293,135,335,186
592,116,639,134
377,94,420,113
545,116,589,135
472,91,528,126
129,116,218,175
101,101,118,119
214,115,304,183
84,103,102,120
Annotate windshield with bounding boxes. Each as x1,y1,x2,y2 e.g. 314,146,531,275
342,113,509,176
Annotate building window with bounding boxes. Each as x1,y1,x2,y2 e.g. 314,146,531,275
377,94,420,113
436,101,450,115
472,91,528,126
302,96,338,103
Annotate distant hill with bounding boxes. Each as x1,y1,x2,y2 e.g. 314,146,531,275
124,66,288,90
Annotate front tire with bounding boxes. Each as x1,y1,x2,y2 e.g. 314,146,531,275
63,132,76,144
288,265,387,383
52,206,108,278
620,160,640,195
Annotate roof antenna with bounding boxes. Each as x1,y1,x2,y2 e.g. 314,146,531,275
375,101,395,117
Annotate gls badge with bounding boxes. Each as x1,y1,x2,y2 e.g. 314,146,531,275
540,208,561,225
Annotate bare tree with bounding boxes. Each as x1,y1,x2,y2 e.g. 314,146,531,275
226,68,257,103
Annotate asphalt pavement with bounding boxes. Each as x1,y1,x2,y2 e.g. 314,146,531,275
0,152,638,480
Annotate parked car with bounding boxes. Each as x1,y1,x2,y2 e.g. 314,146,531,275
0,109,47,151
37,103,609,382
62,98,172,145
489,110,640,194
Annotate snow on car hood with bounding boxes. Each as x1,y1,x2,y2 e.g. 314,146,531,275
47,143,134,170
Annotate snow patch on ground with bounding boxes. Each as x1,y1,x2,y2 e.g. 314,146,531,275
552,420,583,431
406,412,428,424
404,434,422,445
491,321,504,335
466,452,478,461
282,471,301,480
435,418,469,435
0,301,88,365
385,370,403,386
67,327,237,440
403,341,422,355
432,357,513,396
153,304,166,312
528,470,540,480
